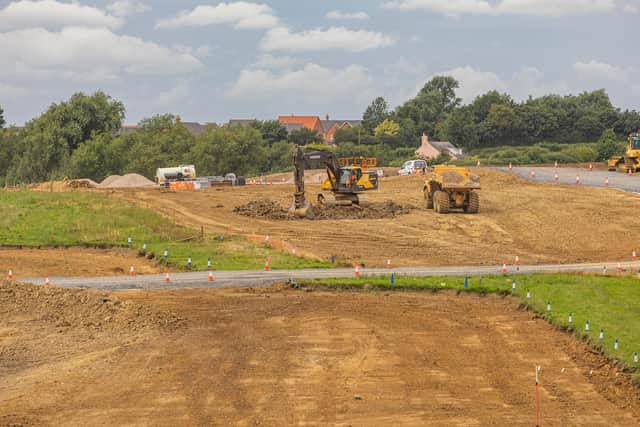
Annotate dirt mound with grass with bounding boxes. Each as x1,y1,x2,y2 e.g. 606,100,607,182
29,178,98,191
0,282,183,332
233,199,412,220
98,173,155,189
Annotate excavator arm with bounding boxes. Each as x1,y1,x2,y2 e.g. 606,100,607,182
290,146,341,217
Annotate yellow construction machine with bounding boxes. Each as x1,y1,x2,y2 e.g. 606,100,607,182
423,165,480,214
608,132,640,172
290,146,378,217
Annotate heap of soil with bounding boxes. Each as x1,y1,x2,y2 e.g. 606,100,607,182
233,199,412,220
29,178,98,191
98,173,155,189
0,282,183,332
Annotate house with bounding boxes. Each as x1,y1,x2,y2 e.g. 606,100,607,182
117,117,214,136
415,133,463,159
277,115,362,143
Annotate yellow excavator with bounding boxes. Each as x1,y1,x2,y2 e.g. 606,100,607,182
608,132,640,172
290,146,378,217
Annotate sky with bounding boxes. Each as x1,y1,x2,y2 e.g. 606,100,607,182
0,0,638,126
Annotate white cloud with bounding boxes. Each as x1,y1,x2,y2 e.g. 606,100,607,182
417,65,568,103
573,60,629,81
107,1,151,17
0,0,122,31
382,0,616,17
260,27,395,52
623,4,639,13
154,79,191,106
156,1,278,30
227,63,373,100
253,54,300,68
326,10,370,20
0,27,202,80
632,85,640,97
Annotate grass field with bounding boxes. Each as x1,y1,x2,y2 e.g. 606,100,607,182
0,190,328,270
306,273,640,374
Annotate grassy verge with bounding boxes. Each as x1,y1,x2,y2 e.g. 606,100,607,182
0,190,328,270
304,273,640,375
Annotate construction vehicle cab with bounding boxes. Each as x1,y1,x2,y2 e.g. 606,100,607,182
290,146,378,217
608,132,640,172
424,165,480,214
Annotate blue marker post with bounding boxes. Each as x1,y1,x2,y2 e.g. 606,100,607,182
464,276,469,289
127,235,132,247
390,272,395,287
163,248,168,260
331,255,335,265
187,256,192,269
207,257,212,270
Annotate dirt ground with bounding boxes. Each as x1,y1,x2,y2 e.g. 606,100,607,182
1,284,639,426
0,247,161,279
108,170,640,267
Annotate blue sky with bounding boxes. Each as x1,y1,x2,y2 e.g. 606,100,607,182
0,0,638,125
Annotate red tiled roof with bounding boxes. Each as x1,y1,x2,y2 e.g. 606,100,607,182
277,115,323,133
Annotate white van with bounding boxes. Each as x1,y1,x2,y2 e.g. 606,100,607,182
398,159,427,176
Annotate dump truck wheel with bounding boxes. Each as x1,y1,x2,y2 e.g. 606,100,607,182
465,192,480,214
434,191,449,214
424,190,434,209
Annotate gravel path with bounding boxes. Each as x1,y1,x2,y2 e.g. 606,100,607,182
497,167,640,192
19,260,640,291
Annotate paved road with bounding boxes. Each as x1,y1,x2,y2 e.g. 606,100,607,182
496,167,640,193
18,261,640,291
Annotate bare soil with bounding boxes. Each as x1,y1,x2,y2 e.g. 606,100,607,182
1,285,639,426
108,170,640,268
233,199,412,220
0,247,161,279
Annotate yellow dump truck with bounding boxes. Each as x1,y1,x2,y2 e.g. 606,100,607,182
608,133,640,172
424,165,481,214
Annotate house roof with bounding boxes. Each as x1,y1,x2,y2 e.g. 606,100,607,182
278,115,322,131
228,119,257,126
320,120,361,131
181,122,211,135
429,141,461,153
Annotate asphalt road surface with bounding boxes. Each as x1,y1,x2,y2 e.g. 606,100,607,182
18,261,640,291
496,167,640,193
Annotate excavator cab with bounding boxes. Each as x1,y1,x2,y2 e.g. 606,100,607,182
290,146,378,216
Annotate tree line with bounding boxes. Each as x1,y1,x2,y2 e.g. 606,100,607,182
1,78,638,184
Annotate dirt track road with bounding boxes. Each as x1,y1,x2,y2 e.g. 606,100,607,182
18,260,640,290
2,286,639,426
500,167,640,192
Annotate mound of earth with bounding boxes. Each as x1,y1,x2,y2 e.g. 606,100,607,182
0,282,183,332
233,199,412,220
29,178,98,191
98,173,155,189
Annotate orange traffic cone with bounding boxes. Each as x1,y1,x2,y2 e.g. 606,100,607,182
264,258,270,271
208,271,214,282
628,169,633,176
129,265,135,276
501,264,508,274
44,276,50,287
589,162,593,171
616,262,622,273
508,162,513,171
386,259,393,269
605,177,609,187
530,170,536,178
515,256,520,266
575,175,581,185
632,250,638,261
554,161,558,168
165,272,171,283
7,269,13,280
476,160,481,167
554,173,559,183
354,264,361,278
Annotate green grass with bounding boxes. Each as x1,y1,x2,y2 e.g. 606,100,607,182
304,273,640,373
0,190,329,270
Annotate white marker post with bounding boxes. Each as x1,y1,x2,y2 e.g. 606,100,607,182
535,365,541,427
568,312,573,324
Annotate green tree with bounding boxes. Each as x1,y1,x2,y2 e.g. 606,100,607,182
288,128,323,145
362,97,389,133
374,119,400,137
596,129,621,161
250,120,288,146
